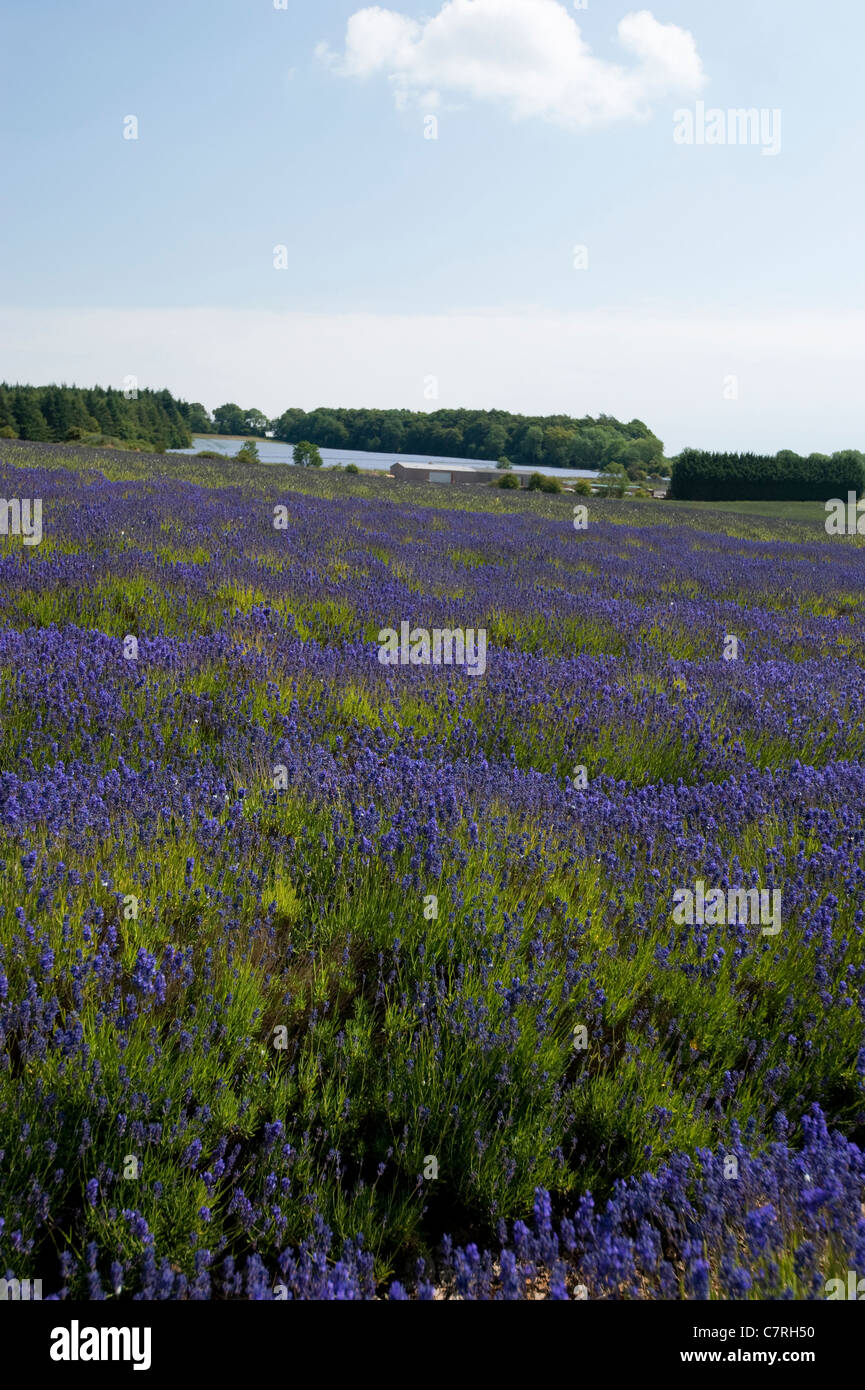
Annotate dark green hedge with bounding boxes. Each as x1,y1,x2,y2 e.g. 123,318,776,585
670,449,865,501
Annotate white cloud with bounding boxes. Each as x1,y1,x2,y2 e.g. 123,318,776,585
316,0,705,130
2,305,865,455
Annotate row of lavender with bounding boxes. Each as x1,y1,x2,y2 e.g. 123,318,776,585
1,454,864,1297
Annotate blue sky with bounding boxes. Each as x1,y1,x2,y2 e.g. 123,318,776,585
1,0,863,453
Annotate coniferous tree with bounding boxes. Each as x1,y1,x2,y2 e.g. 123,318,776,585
11,388,52,441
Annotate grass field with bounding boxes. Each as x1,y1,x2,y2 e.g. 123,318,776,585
650,497,832,523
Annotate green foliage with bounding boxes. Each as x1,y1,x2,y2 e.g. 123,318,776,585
0,382,193,450
293,440,323,468
344,463,360,475
524,472,561,493
78,433,163,453
596,462,629,498
0,385,16,435
5,388,669,477
243,408,269,437
182,401,213,434
211,403,246,435
525,472,567,494
235,439,261,463
573,479,592,496
671,448,865,501
210,403,268,438
10,389,51,441
498,472,520,489
271,406,662,471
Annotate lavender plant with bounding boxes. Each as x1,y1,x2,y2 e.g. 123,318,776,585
1,444,863,1298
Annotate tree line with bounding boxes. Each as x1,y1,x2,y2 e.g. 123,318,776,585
0,384,203,450
0,386,667,472
209,402,666,472
670,449,865,501
268,406,665,472
7,387,860,499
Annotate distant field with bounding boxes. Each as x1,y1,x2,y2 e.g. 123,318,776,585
650,496,832,523
1,438,853,545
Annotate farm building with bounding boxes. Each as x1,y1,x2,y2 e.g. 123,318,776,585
391,462,503,486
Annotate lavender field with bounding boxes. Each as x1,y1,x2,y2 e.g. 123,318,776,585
1,442,864,1301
